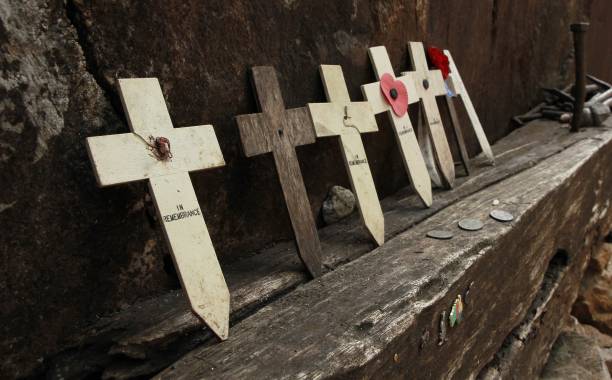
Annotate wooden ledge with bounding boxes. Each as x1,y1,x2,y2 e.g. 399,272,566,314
46,121,612,379
158,120,612,379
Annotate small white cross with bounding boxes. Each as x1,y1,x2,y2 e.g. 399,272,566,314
362,46,433,207
86,78,230,340
444,49,495,165
308,65,384,246
401,41,456,189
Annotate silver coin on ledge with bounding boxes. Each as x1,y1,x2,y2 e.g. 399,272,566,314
458,218,484,231
490,209,514,222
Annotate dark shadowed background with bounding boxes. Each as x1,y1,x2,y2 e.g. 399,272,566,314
1,0,612,377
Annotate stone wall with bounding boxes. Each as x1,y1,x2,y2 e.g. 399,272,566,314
1,0,611,377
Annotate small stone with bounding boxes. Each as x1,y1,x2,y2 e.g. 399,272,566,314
393,353,400,363
589,102,611,126
458,218,484,231
490,209,514,222
426,230,454,240
492,199,500,206
321,185,356,224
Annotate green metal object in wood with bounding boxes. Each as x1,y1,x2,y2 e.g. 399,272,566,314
449,295,464,327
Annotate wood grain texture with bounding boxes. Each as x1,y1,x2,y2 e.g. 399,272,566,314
308,65,384,246
361,46,433,207
51,121,612,379
159,121,612,380
236,66,322,277
444,49,495,164
86,78,229,340
402,41,455,189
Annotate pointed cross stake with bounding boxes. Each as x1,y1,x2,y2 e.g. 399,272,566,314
362,46,433,207
401,41,455,189
445,96,472,175
86,78,230,340
308,65,384,246
444,49,495,164
236,66,323,277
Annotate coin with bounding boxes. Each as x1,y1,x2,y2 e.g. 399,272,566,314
426,230,454,240
490,209,514,222
458,218,483,231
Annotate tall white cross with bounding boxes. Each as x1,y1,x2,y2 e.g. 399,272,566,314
86,78,230,340
401,41,455,189
308,65,384,246
444,49,495,164
361,46,433,207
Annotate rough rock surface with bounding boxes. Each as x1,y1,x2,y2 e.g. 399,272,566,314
2,0,612,378
573,240,612,335
321,185,355,224
541,331,611,380
568,317,612,374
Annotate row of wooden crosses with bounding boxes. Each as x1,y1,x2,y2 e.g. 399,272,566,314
85,41,495,340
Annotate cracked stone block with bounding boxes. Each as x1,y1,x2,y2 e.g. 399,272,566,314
541,332,611,380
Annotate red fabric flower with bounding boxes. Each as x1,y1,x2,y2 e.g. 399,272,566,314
427,46,450,80
380,73,408,117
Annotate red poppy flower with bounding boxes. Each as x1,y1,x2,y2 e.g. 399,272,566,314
380,73,408,117
427,46,450,80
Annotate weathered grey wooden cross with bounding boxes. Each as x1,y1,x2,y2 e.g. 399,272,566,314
362,46,433,207
308,65,384,246
401,41,456,189
236,66,323,277
86,78,230,340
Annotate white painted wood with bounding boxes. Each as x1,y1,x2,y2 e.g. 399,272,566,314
444,49,495,164
149,173,230,340
85,78,230,340
308,65,384,245
86,126,224,187
401,41,455,188
361,46,433,207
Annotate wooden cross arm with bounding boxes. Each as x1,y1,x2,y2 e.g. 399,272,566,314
237,107,315,158
308,102,378,137
86,125,225,187
285,107,316,147
400,70,446,98
236,113,273,157
361,81,389,115
362,76,420,115
397,75,422,104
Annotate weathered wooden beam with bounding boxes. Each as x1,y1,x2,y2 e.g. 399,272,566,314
157,121,612,379
45,121,611,379
479,196,612,378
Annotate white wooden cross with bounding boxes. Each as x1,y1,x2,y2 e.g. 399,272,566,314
401,41,455,189
361,46,433,207
444,49,495,164
308,65,384,246
85,78,230,340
